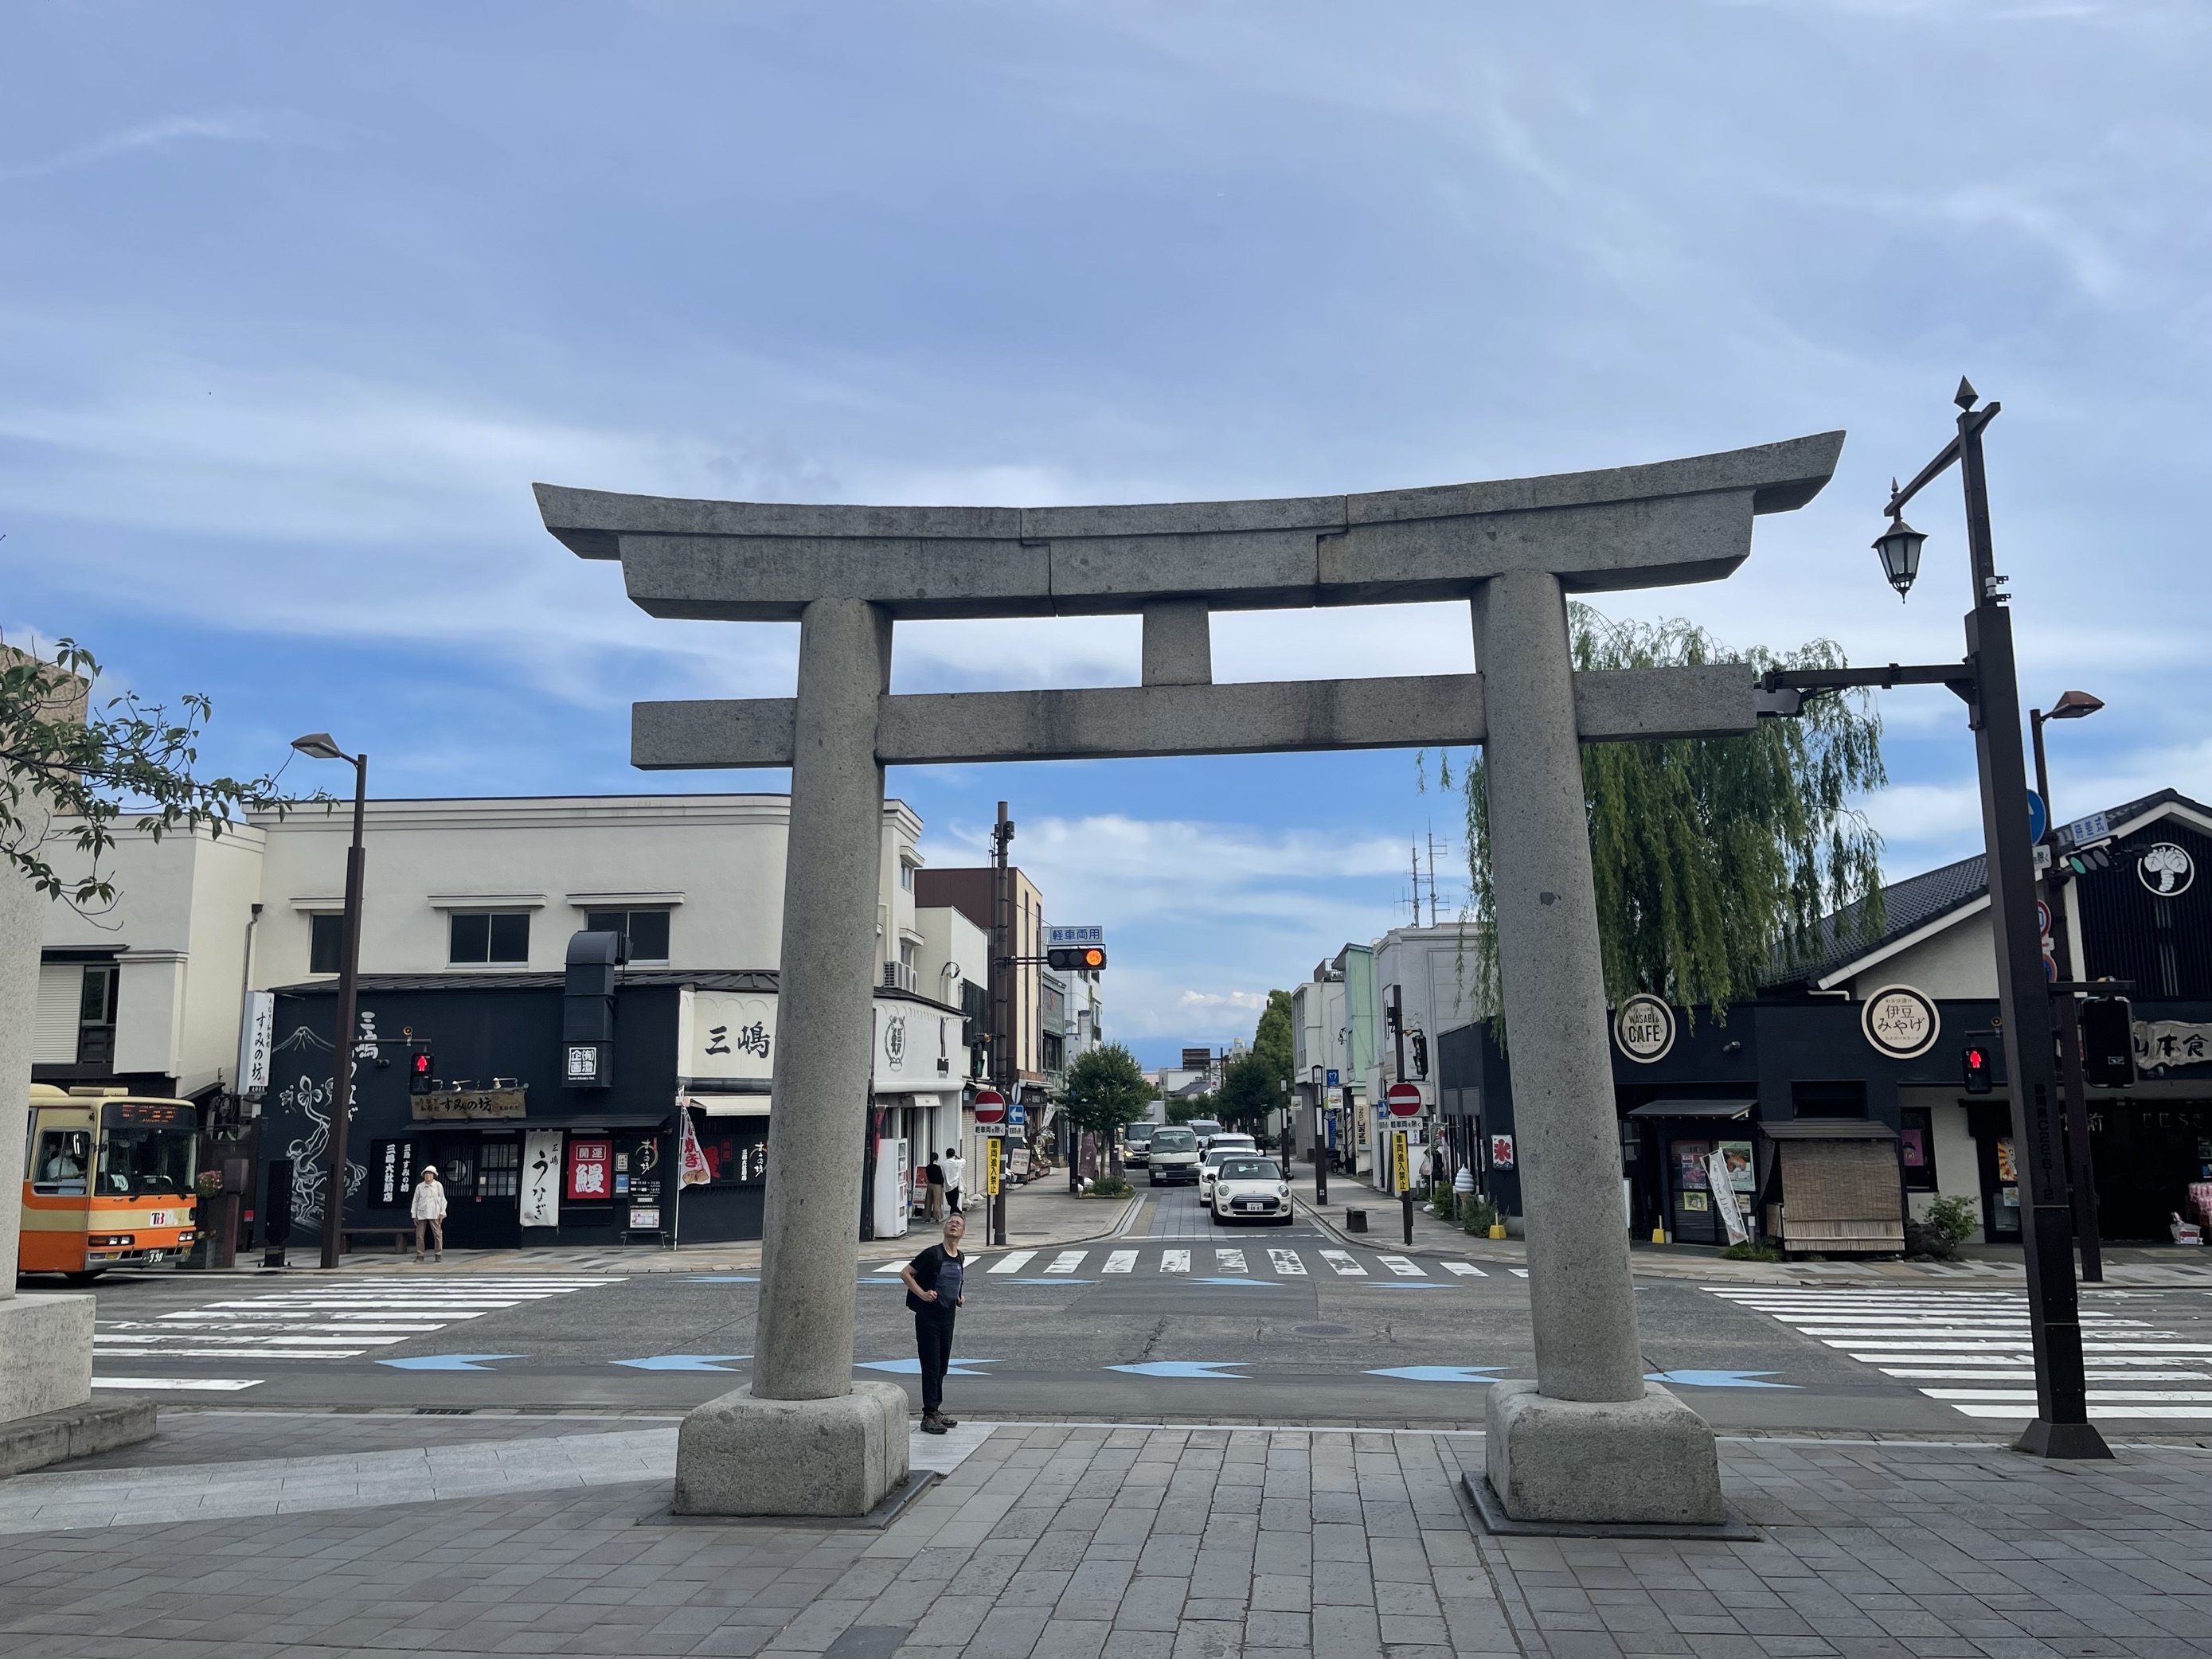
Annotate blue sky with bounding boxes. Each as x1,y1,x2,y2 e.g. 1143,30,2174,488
4,2,2206,1065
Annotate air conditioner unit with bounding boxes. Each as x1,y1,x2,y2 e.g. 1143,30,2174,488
882,961,916,993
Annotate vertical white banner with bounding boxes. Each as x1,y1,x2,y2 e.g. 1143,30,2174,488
521,1129,563,1228
238,990,275,1094
1706,1150,1749,1246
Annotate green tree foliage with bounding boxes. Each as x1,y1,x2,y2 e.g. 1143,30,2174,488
1252,989,1295,1094
1446,607,1886,1029
1165,1092,1214,1126
1062,1042,1155,1141
2,638,303,909
1215,1052,1280,1133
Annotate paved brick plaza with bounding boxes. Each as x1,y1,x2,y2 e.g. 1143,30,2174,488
2,1415,2206,1659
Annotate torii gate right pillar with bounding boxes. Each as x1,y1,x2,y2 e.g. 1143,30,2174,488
1475,570,1725,1525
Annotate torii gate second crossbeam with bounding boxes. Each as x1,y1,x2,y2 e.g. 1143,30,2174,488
540,429,1843,1526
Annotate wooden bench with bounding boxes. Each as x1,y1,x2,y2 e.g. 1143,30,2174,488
342,1227,416,1256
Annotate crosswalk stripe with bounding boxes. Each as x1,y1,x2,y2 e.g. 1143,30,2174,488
1216,1249,1248,1274
873,1260,907,1274
1161,1250,1190,1274
1103,1250,1138,1274
1319,1251,1366,1277
1045,1251,1087,1275
1268,1249,1307,1276
987,1251,1037,1274
1442,1262,1487,1278
1509,1268,1530,1278
1377,1255,1425,1278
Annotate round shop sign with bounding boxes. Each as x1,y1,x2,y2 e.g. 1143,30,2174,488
1613,994,1675,1064
2138,842,2195,897
1861,984,1940,1060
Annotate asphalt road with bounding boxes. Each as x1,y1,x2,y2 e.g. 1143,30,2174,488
49,1183,2212,1435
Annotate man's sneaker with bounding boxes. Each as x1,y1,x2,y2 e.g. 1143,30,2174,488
934,1412,959,1428
920,1415,948,1436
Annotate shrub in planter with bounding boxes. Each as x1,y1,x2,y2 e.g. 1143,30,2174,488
1721,1240,1781,1262
1088,1175,1133,1199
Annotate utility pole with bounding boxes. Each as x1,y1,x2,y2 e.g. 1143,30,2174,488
990,802,1013,1248
2032,700,2107,1283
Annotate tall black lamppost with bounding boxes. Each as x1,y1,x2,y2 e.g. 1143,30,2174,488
2031,689,2107,1283
1853,381,2108,1458
291,732,368,1271
1310,1064,1329,1207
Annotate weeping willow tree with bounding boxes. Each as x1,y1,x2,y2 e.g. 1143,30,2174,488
1436,606,1886,1034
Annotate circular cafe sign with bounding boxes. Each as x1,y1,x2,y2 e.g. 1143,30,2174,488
1614,994,1675,1064
1861,984,1940,1060
2138,842,2195,897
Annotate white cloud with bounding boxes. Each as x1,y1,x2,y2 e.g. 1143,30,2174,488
0,112,281,182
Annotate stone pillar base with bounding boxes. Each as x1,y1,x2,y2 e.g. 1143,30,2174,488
1485,1380,1723,1525
0,1294,95,1428
672,1382,910,1517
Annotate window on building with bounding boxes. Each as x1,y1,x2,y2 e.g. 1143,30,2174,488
900,860,916,892
1041,1032,1065,1072
475,1138,521,1197
1898,1107,1938,1191
76,964,119,1067
1790,1079,1868,1118
450,911,530,964
584,909,670,962
309,913,345,974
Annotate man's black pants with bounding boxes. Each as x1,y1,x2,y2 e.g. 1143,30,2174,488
915,1309,956,1414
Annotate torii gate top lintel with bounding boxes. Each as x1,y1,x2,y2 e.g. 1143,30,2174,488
534,430,1842,623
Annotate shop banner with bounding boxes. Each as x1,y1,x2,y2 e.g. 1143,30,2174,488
566,1138,612,1201
1706,1150,1750,1246
521,1129,563,1227
678,1110,713,1187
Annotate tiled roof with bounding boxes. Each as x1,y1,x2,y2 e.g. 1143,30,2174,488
272,968,779,995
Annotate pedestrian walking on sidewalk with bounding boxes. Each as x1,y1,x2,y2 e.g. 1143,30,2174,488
940,1146,965,1214
412,1165,447,1262
924,1154,945,1222
900,1212,966,1434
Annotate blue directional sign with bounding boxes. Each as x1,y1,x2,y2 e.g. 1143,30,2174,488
1365,1365,1507,1384
2027,789,2047,844
1106,1360,1249,1380
613,1354,748,1372
1326,1069,1339,1087
378,1353,525,1372
856,1356,1005,1377
1645,1369,1796,1389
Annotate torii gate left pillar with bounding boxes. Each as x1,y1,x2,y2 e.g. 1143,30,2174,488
540,430,1843,1523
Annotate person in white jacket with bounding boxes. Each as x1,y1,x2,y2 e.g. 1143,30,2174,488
412,1165,447,1262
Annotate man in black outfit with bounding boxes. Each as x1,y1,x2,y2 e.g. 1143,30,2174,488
899,1212,967,1434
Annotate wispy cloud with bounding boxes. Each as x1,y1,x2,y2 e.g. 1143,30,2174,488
0,111,282,182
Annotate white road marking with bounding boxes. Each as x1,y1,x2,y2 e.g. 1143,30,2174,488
91,1377,262,1392
1509,1268,1530,1278
1161,1250,1190,1274
1319,1251,1366,1277
1045,1251,1088,1275
1104,1250,1138,1274
873,1260,907,1274
1215,1249,1248,1274
987,1251,1037,1275
1267,1249,1307,1276
1377,1255,1425,1278
1442,1262,1487,1278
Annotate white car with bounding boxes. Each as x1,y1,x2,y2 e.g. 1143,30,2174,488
1194,1135,1256,1204
1210,1156,1293,1225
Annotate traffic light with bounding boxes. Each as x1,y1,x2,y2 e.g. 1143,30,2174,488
1046,945,1107,973
1410,1030,1429,1079
1961,1034,1995,1095
2078,997,2136,1088
2058,842,2112,879
408,1049,436,1095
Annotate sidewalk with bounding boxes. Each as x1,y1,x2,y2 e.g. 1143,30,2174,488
1295,1189,2212,1288
2,1407,2206,1659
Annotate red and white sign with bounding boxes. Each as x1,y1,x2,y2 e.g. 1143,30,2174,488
565,1138,612,1201
971,1088,1006,1125
1385,1082,1424,1118
1489,1134,1515,1169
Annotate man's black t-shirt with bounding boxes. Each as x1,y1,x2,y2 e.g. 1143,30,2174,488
924,1161,944,1188
905,1243,965,1315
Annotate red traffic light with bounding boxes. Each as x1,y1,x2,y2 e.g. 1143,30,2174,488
408,1050,435,1094
1961,1037,1994,1095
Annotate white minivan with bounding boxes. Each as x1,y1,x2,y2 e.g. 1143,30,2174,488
1147,1125,1201,1185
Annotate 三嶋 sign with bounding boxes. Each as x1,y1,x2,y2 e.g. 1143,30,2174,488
685,989,777,1083
1860,984,1940,1060
1613,995,1675,1064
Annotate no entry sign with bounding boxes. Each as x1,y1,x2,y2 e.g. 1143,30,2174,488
971,1088,1006,1125
1385,1082,1424,1118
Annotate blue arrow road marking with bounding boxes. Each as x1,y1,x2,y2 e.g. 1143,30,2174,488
1647,1369,1796,1389
377,1353,525,1372
1359,1282,1451,1291
1107,1360,1249,1380
613,1354,749,1372
1193,1277,1284,1287
1365,1365,1507,1384
856,1357,1006,1377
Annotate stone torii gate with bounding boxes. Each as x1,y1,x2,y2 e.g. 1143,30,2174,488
537,430,1843,1524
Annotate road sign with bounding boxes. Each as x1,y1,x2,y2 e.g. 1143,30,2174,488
2027,789,2047,844
1391,1131,1410,1190
2035,900,2052,936
1385,1082,1423,1118
972,1087,1005,1125
1325,1068,1339,1087
984,1135,1002,1196
1008,1101,1026,1126
978,1122,1008,1138
1045,924,1104,949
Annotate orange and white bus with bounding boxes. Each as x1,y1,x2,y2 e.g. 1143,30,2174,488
21,1084,199,1281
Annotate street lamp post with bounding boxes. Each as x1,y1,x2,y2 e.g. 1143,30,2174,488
1310,1064,1329,1207
291,733,368,1272
1872,381,2109,1459
2031,690,2108,1284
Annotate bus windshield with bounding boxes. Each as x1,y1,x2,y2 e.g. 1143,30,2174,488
96,1127,197,1198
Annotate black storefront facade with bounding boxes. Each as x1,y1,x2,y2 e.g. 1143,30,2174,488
1440,788,2212,1251
260,958,972,1254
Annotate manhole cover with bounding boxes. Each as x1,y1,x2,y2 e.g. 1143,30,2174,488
1295,1323,1353,1336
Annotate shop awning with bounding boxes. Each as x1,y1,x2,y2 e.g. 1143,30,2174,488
682,1095,771,1118
1761,1118,1896,1140
1626,1099,1754,1120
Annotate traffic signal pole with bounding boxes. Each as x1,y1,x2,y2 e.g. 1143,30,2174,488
2031,715,2105,1284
